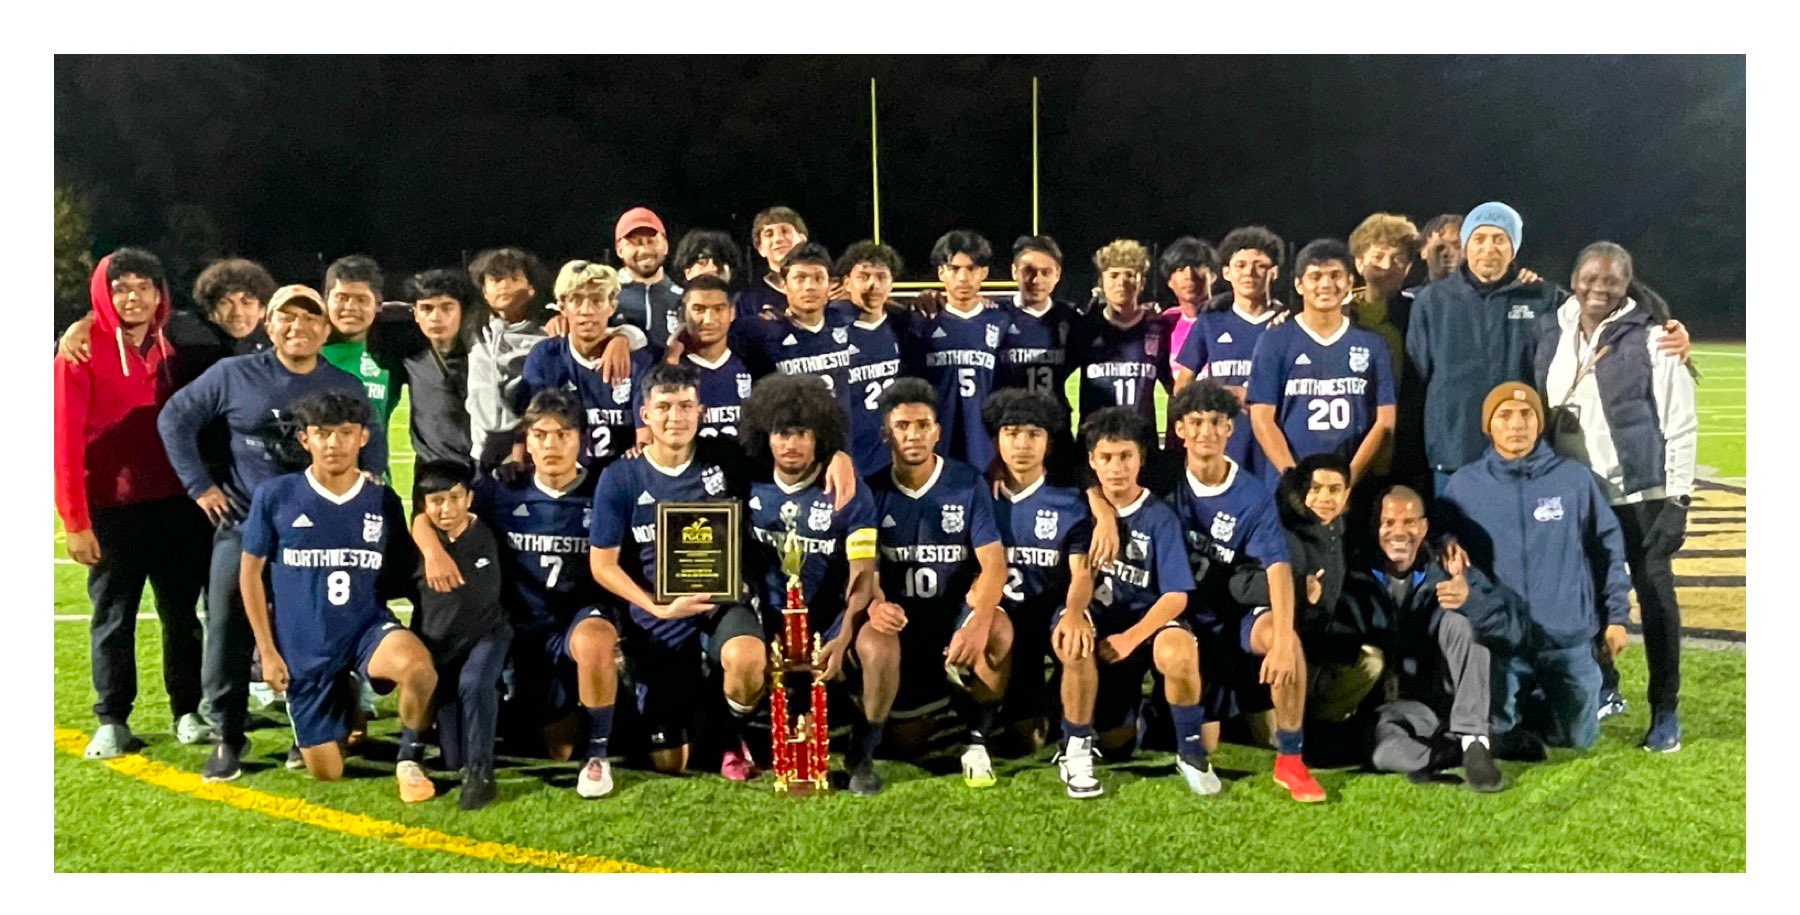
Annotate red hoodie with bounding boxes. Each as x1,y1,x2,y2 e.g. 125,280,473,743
53,254,185,532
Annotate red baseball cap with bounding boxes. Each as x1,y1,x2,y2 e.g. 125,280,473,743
614,206,666,243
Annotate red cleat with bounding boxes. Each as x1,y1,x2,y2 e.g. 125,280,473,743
1273,753,1326,803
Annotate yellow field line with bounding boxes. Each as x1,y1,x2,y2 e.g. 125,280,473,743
52,728,669,873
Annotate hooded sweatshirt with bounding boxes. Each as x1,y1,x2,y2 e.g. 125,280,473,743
54,255,185,531
1437,440,1631,652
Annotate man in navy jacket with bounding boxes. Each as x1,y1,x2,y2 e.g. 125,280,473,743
1437,382,1630,753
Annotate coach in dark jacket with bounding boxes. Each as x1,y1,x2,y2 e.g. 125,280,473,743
1437,382,1631,753
1349,485,1513,790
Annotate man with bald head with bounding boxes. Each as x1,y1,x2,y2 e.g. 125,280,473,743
1352,484,1510,791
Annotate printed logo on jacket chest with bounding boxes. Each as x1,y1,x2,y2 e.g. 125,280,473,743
1533,496,1565,522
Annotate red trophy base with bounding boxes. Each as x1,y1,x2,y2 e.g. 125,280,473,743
770,596,829,794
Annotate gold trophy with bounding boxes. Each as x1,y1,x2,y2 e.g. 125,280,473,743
769,504,829,794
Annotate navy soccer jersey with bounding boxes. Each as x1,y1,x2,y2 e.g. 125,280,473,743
1072,309,1173,423
472,468,605,634
520,337,655,465
996,297,1079,413
741,310,856,407
589,444,745,644
1089,489,1195,632
843,309,911,473
866,457,1001,620
1173,304,1277,468
747,471,878,622
1166,458,1290,631
1245,317,1395,469
917,303,1012,472
240,471,405,679
634,349,753,441
994,477,1093,616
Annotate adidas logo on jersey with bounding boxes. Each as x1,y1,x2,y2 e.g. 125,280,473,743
781,334,798,346
513,504,531,517
637,491,656,505
1295,354,1312,365
475,558,491,569
291,514,313,528
931,327,948,339
1218,332,1233,343
881,515,897,528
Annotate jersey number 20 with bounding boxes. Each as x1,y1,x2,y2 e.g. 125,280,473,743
1306,398,1350,431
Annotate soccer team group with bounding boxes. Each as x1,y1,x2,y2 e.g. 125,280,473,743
54,199,1701,811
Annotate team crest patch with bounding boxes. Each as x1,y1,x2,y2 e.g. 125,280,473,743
611,378,632,401
1210,512,1238,542
1349,346,1370,373
361,513,384,544
1034,509,1059,540
985,324,1001,348
1533,496,1565,522
702,467,726,496
832,327,848,345
941,503,966,534
1126,531,1150,561
736,373,752,398
1144,335,1161,357
582,508,592,529
809,501,833,531
666,311,681,334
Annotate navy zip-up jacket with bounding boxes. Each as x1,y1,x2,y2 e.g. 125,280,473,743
1404,265,1562,472
1436,441,1630,652
157,349,388,522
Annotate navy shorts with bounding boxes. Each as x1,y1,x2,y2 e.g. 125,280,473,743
1198,606,1275,720
1053,608,1195,732
285,614,403,748
509,605,619,727
891,602,985,720
625,603,765,750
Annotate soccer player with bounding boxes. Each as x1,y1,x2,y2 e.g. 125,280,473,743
410,460,512,809
1167,380,1326,802
916,230,1012,472
1246,238,1397,486
614,206,685,347
864,378,1012,787
835,240,911,473
416,390,621,796
319,255,411,428
995,235,1080,414
521,260,654,466
739,242,855,403
589,363,768,779
158,283,387,781
655,273,755,439
1080,407,1214,795
56,250,213,758
238,391,436,801
980,390,1101,795
736,205,809,317
1072,239,1173,425
1171,226,1284,461
739,374,893,795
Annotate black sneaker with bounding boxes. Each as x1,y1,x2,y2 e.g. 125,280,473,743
1461,739,1504,792
1492,729,1548,762
459,764,498,810
847,757,884,796
285,743,305,771
201,741,244,782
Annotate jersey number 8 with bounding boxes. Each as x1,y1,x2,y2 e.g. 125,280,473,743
327,570,351,606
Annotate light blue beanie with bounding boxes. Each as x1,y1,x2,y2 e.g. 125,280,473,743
1460,201,1522,253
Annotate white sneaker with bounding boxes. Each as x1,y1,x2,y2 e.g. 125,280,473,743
1175,754,1223,795
960,744,996,788
248,681,285,710
174,713,216,745
84,723,133,759
1054,736,1104,799
577,757,614,798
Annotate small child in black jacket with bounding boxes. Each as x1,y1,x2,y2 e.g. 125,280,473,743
412,460,511,810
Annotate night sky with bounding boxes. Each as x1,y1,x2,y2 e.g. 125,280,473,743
53,55,1744,337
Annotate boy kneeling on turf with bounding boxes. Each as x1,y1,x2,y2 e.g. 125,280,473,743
239,391,440,802
413,460,513,809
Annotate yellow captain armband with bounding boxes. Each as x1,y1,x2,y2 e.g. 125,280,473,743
846,527,878,561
